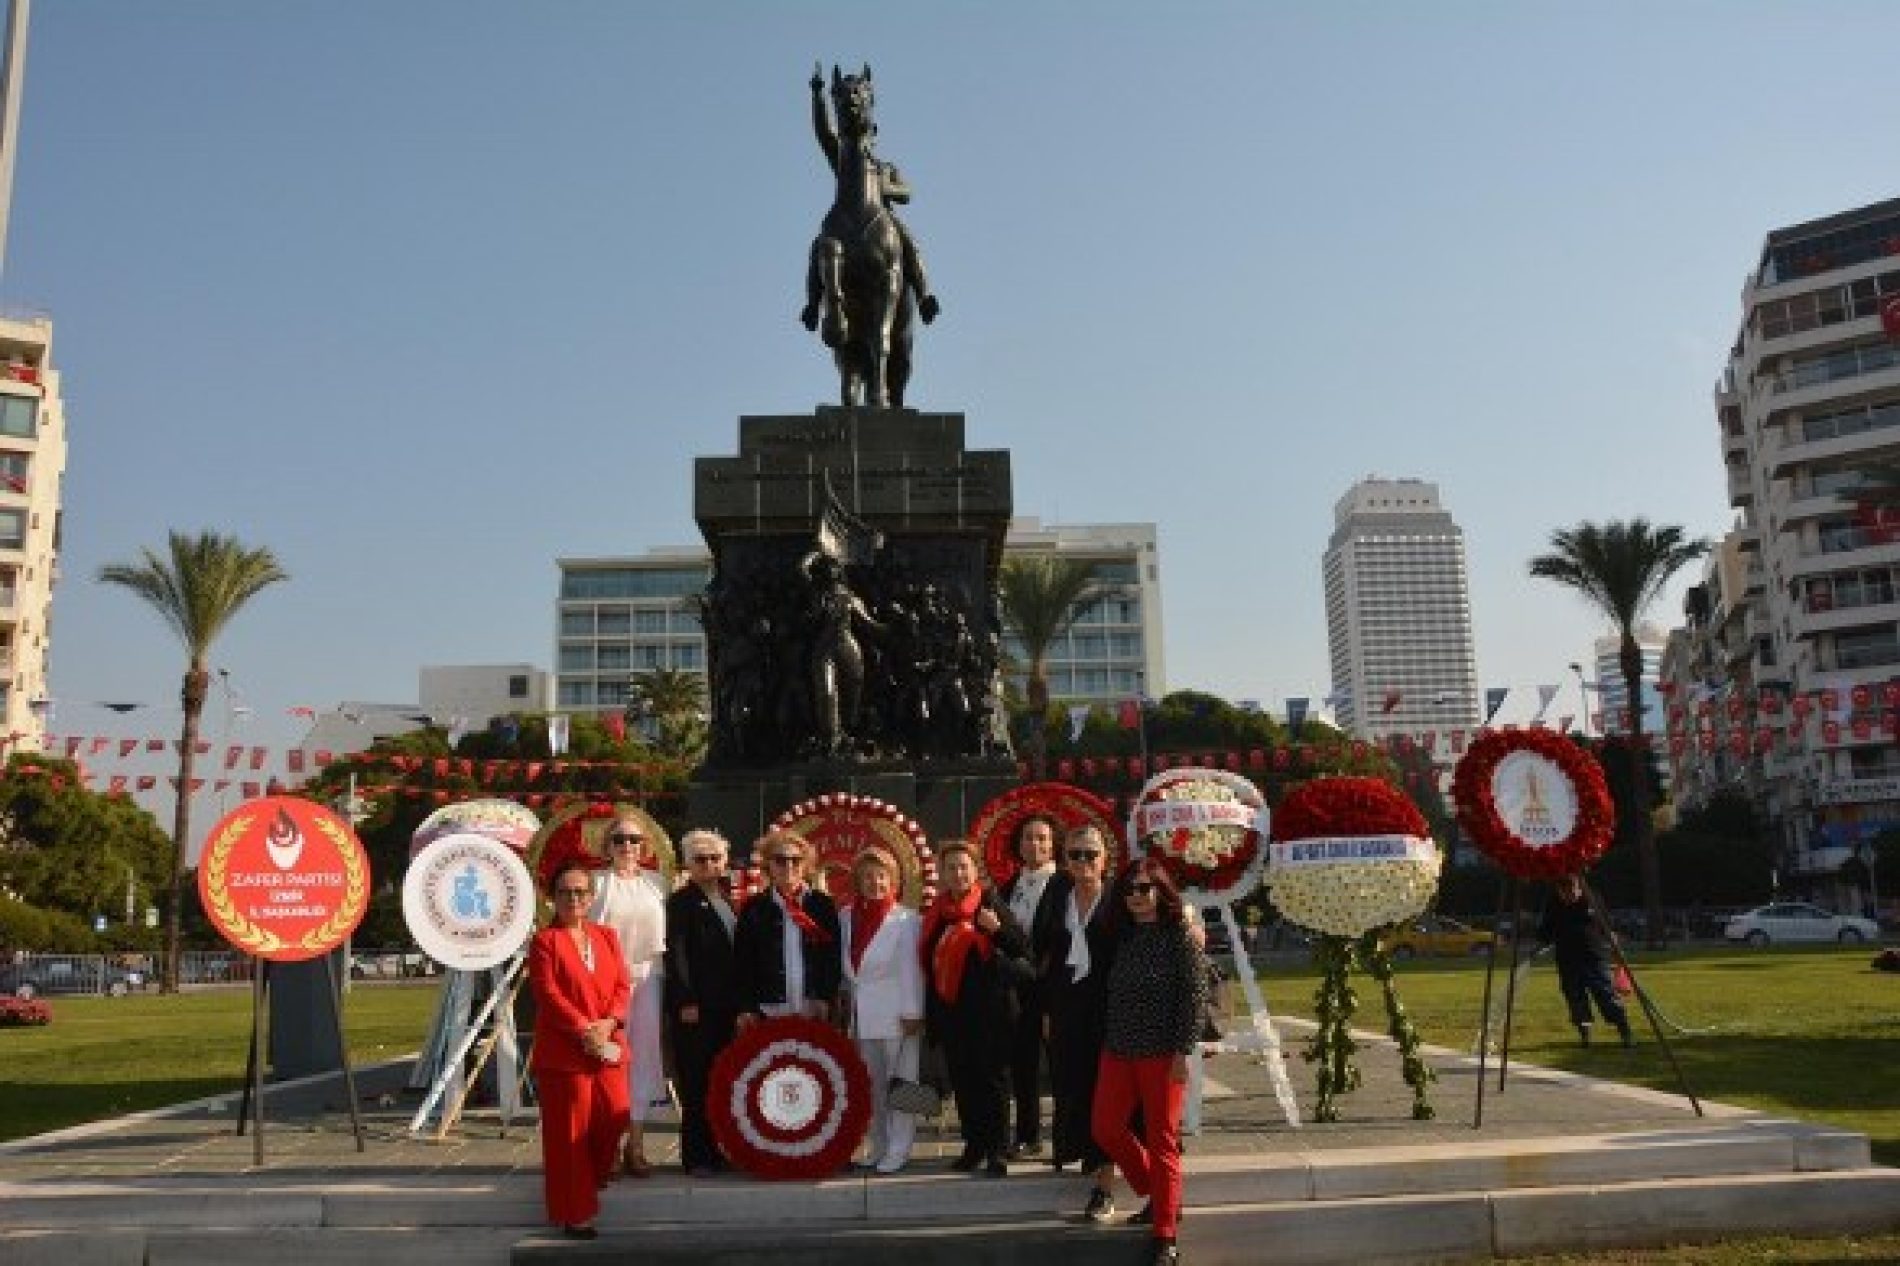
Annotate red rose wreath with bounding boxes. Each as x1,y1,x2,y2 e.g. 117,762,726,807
1452,728,1614,880
969,781,1120,889
707,1016,872,1181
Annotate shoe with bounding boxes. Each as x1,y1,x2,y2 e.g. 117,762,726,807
561,1223,598,1240
984,1154,1008,1178
1617,1022,1635,1049
874,1157,908,1175
1006,1140,1042,1161
950,1147,982,1172
1151,1240,1180,1266
1577,1023,1593,1048
623,1156,652,1179
1129,1199,1156,1226
1083,1187,1117,1224
688,1165,719,1178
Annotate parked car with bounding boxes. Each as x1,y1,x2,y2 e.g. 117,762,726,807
0,958,145,999
1724,903,1879,946
1384,914,1496,959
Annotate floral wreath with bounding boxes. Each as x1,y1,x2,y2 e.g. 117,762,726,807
1127,768,1267,904
1452,728,1613,880
411,798,542,859
770,793,935,906
529,800,676,894
969,782,1120,889
200,802,369,961
707,1016,871,1180
1268,776,1441,938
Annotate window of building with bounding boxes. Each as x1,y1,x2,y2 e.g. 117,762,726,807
0,509,23,551
559,566,709,601
508,674,529,698
597,608,631,636
557,680,593,707
0,396,35,440
0,451,26,494
559,611,593,638
1832,624,1900,669
558,645,593,672
633,609,668,634
598,645,631,671
673,644,704,671
597,679,631,706
633,643,665,669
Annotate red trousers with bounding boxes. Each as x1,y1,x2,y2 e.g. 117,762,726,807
536,1065,631,1226
1091,1052,1186,1239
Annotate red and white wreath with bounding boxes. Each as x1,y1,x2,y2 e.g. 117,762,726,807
970,781,1121,888
1128,768,1268,904
707,1016,871,1181
770,793,935,905
1452,728,1614,880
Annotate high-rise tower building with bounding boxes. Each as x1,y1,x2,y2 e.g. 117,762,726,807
1698,194,1900,900
0,311,60,747
1322,477,1479,742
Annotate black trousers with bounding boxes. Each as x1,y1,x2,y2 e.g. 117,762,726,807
1556,955,1628,1029
1008,986,1047,1146
943,1027,1011,1156
670,1008,736,1169
1046,989,1108,1169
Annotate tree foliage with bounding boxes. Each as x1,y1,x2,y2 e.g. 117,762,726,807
998,556,1097,774
0,756,170,948
97,530,287,988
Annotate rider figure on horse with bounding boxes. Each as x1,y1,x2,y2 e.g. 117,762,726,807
801,64,940,354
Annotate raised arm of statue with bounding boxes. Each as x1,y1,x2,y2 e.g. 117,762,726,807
810,63,839,173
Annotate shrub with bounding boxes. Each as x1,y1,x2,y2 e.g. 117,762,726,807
0,995,51,1027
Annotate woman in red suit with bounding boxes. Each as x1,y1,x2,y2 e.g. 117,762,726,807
530,861,632,1240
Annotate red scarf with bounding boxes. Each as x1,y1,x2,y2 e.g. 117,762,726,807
778,886,834,946
921,885,993,1006
849,895,896,971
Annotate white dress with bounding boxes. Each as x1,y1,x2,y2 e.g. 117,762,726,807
590,868,669,1121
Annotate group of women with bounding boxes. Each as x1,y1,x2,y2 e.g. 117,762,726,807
527,810,1207,1266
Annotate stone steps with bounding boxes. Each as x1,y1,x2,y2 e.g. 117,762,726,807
2,1123,1893,1265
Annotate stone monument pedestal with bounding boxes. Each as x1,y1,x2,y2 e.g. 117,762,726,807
688,404,1016,852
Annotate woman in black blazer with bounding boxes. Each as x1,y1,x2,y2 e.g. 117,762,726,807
920,839,1030,1177
662,829,740,1176
732,829,842,1023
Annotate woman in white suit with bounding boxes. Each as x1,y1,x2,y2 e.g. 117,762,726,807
840,846,925,1174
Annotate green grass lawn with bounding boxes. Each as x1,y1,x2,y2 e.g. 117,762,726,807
1252,942,1900,1165
0,983,437,1143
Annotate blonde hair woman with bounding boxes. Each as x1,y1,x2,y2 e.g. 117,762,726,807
587,813,668,1177
840,846,925,1173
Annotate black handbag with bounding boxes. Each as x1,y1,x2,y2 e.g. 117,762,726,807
886,1035,942,1116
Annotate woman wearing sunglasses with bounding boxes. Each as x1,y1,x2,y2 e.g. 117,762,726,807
1033,825,1122,1218
733,829,842,1026
587,814,668,1178
1091,858,1210,1266
662,829,740,1176
529,862,631,1240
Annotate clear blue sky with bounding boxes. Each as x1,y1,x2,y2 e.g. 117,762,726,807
14,2,1900,761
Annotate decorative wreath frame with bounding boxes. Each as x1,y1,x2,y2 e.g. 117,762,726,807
1268,775,1441,938
770,793,935,906
200,801,370,961
1452,728,1614,880
1127,768,1268,904
528,800,676,894
706,1016,872,1180
410,797,542,859
969,781,1121,890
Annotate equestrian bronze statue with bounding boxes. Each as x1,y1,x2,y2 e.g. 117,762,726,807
801,64,940,409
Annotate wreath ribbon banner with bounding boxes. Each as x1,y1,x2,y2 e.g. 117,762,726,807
1271,834,1437,865
1132,799,1263,835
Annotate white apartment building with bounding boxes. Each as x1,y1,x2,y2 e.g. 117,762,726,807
1322,478,1480,743
418,664,551,732
1709,194,1900,902
555,519,1166,716
0,312,60,748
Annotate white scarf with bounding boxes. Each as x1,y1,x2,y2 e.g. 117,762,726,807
1065,885,1103,983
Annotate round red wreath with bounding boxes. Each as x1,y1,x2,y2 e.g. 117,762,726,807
1127,768,1267,903
1452,728,1614,879
969,781,1120,888
771,793,935,905
707,1016,871,1181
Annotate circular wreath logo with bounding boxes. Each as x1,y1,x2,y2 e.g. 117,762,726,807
199,796,369,962
402,832,537,971
1453,729,1614,879
707,1016,871,1180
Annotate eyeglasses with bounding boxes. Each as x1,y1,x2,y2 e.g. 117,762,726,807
1066,850,1102,862
608,832,644,845
689,854,726,865
555,888,593,899
1125,882,1156,897
767,854,804,866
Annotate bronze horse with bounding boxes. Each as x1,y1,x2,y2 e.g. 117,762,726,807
802,65,938,410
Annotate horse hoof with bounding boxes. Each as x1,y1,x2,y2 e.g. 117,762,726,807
800,304,820,332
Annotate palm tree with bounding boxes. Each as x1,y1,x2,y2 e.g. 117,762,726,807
99,531,287,991
998,556,1097,777
627,667,708,762
1529,519,1708,945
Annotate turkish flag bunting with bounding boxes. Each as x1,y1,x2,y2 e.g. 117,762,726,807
250,747,266,770
109,775,127,794
136,776,156,791
288,750,305,773
224,745,242,770
119,739,138,758
1852,684,1873,709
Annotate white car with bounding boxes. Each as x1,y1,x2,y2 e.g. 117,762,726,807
1724,903,1879,946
